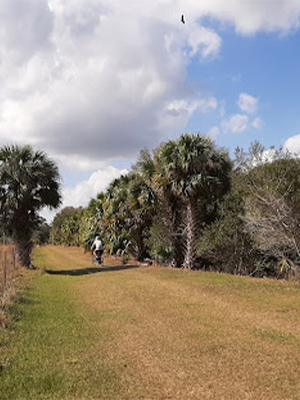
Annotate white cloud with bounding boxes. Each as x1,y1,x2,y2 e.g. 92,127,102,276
261,148,277,164
164,97,217,117
159,96,217,136
40,165,128,222
231,74,242,83
238,93,258,114
54,154,108,172
0,0,300,169
63,166,128,208
284,133,300,155
221,114,249,134
0,0,224,167
205,0,300,35
188,25,222,60
252,117,262,130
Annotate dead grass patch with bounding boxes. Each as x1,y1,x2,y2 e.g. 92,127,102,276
63,247,300,400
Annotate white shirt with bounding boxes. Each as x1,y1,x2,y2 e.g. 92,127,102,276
91,238,103,251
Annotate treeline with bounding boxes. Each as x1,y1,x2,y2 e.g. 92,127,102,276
51,134,300,279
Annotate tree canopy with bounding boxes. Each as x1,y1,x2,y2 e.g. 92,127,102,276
49,135,300,279
0,144,61,267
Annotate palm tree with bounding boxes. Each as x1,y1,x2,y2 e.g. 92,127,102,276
153,143,185,268
0,144,61,267
127,173,157,260
103,175,132,255
131,149,158,260
155,134,232,269
79,193,105,252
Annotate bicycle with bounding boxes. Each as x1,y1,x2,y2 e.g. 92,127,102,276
92,249,104,267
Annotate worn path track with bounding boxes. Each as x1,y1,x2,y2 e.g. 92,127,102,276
1,245,300,399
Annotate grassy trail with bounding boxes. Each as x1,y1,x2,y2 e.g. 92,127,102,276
1,246,300,399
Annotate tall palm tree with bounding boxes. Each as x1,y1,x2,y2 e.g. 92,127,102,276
153,141,185,268
131,149,158,260
0,144,61,267
102,171,156,261
103,175,132,255
155,134,232,269
79,193,105,251
127,173,157,260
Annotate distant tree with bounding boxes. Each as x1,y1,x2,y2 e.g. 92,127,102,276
79,193,105,252
131,149,158,260
231,143,300,277
133,149,173,264
102,175,132,256
50,206,80,244
0,145,61,267
33,216,51,245
197,172,257,275
61,211,83,246
100,169,157,261
153,144,185,268
126,173,157,260
146,209,173,264
244,158,300,271
234,140,291,172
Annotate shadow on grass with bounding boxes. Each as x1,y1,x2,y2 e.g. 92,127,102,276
45,265,139,276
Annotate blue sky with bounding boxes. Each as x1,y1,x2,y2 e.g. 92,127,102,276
0,0,300,220
187,26,300,154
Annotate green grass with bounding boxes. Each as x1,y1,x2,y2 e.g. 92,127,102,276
0,250,121,400
1,245,300,399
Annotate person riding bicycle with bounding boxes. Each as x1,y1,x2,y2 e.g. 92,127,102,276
91,236,104,260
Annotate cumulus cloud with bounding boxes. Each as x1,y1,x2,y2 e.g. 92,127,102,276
238,93,258,114
160,96,218,135
219,94,261,135
252,117,262,130
221,114,249,134
205,0,300,34
40,164,128,222
0,0,300,171
284,133,300,155
0,0,223,169
63,166,128,208
187,25,222,59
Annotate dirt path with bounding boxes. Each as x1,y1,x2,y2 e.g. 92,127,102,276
1,245,300,399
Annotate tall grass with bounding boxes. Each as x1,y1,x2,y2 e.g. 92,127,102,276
0,245,20,325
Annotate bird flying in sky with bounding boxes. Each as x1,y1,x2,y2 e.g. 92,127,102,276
181,15,185,24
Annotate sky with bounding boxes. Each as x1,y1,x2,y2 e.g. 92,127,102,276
1,0,300,221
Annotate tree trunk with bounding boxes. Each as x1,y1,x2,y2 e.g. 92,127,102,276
183,197,197,269
135,226,147,261
12,211,34,268
16,238,33,268
170,204,184,268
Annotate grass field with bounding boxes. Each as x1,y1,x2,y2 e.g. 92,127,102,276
1,245,300,399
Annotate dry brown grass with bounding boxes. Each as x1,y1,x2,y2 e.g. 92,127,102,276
37,246,300,399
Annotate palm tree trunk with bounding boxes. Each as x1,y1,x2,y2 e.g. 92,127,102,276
135,226,147,261
16,237,33,268
170,204,184,268
183,197,197,269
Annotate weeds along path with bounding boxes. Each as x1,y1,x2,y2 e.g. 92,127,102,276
1,245,300,400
